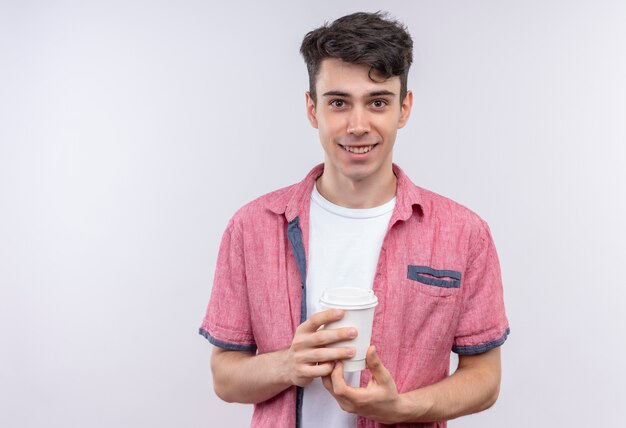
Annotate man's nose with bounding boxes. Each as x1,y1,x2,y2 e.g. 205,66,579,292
347,106,370,136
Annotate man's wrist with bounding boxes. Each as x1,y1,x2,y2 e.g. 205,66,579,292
394,390,434,424
275,348,295,387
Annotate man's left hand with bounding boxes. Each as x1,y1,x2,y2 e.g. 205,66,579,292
322,345,407,425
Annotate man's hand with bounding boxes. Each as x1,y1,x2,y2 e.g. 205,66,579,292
284,309,358,387
322,345,410,425
322,346,502,424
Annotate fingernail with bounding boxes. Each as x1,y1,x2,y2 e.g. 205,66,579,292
333,309,344,318
347,348,355,356
347,328,357,338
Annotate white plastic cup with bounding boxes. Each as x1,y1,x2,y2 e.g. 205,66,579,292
319,287,379,372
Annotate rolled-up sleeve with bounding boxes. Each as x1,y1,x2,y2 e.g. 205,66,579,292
452,220,509,355
199,217,257,352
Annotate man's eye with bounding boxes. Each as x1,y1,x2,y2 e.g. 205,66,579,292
371,100,388,108
330,100,345,108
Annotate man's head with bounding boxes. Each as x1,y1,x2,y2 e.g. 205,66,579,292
300,11,413,105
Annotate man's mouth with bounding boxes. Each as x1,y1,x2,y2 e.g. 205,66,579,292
339,144,377,154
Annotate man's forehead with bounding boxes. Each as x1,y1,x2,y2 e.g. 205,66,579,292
316,58,401,95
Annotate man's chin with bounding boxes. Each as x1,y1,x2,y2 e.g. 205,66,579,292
338,164,380,183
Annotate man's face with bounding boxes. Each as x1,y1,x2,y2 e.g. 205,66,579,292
306,58,412,184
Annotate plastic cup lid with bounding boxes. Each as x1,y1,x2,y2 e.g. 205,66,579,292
319,287,378,309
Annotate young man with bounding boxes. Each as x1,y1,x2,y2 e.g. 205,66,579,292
200,12,509,428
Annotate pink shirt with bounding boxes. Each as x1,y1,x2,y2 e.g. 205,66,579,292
200,164,509,428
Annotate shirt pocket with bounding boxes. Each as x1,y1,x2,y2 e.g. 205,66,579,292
389,265,462,355
406,265,462,297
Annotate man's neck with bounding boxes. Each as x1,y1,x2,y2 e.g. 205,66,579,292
315,166,397,209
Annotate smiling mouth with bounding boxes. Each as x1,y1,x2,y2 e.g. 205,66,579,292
339,144,377,154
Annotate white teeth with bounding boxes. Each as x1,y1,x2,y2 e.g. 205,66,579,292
342,145,374,154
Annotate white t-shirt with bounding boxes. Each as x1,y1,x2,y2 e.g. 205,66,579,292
301,184,395,428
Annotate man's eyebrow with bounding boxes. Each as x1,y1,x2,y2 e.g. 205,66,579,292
322,91,350,97
368,90,396,97
321,90,397,97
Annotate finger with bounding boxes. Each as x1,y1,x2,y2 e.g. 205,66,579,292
330,361,351,395
331,360,344,379
309,326,358,347
322,373,333,392
303,362,336,378
293,326,356,351
322,371,353,412
299,346,355,364
365,346,392,384
298,309,345,333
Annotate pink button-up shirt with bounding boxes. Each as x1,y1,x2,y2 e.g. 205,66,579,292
200,164,509,428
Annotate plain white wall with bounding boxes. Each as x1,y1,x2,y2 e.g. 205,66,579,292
1,1,625,427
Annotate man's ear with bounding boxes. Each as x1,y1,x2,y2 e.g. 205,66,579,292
305,92,319,129
397,90,413,129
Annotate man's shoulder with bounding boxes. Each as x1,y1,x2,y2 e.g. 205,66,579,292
414,184,488,229
230,182,299,223
394,164,487,230
230,164,322,225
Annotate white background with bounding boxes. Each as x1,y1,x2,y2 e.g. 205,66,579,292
1,1,625,427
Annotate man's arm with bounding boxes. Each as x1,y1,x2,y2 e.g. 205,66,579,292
210,309,357,404
211,347,289,403
398,347,501,422
322,346,501,424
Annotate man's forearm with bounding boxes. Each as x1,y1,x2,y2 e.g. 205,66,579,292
210,309,358,404
211,348,292,404
396,348,502,423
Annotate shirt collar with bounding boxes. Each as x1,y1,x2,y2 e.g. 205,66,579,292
391,163,423,223
266,163,423,222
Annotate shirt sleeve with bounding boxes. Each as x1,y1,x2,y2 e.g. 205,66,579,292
452,219,510,355
199,217,257,352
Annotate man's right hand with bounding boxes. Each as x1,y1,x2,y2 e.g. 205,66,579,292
283,308,358,387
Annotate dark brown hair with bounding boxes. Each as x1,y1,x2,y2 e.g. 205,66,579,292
300,11,413,104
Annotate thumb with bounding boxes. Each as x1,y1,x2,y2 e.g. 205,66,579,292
366,345,392,384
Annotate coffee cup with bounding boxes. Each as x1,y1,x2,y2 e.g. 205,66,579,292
319,287,379,372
